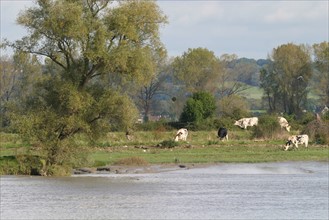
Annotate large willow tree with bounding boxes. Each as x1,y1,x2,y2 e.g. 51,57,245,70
6,0,167,175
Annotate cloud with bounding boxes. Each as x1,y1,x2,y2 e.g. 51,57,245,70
1,1,328,59
158,1,328,59
1,1,34,41
264,1,328,24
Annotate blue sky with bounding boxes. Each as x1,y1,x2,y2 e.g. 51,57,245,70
1,0,328,59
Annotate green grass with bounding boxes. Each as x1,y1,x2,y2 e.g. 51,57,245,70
0,132,31,156
90,141,328,166
1,131,328,173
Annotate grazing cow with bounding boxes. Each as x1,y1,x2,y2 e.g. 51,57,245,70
175,128,188,141
277,116,291,132
234,117,258,129
284,134,309,151
218,127,228,141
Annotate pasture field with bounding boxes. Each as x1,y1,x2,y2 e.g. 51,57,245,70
1,130,328,173
241,86,263,99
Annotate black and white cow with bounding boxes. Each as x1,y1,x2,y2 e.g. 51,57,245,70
284,134,309,151
234,117,258,129
218,127,228,141
174,128,188,141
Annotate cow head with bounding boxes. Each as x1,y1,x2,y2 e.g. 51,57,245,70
174,132,182,141
234,120,241,126
284,140,293,151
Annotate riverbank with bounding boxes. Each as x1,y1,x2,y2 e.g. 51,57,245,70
1,131,328,176
72,163,212,175
91,142,329,166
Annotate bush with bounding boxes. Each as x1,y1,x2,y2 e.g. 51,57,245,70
47,164,72,176
302,120,329,144
136,120,172,131
158,139,179,148
0,156,20,175
217,95,250,119
252,115,283,139
213,117,236,130
322,111,329,121
299,112,316,125
0,155,47,176
180,91,216,124
16,155,47,175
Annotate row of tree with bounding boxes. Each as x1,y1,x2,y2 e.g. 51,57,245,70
2,42,328,125
139,42,328,121
0,0,328,175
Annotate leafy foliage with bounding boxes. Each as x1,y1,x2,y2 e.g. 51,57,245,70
217,95,250,119
173,48,221,93
312,42,329,106
180,91,216,124
302,119,329,144
260,43,313,115
158,139,179,148
252,115,283,139
5,0,167,175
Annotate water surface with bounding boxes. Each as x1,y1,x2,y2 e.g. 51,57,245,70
1,162,328,219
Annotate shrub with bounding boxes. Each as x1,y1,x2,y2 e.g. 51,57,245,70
158,139,179,148
252,115,283,139
16,155,46,175
217,95,250,119
47,164,72,176
0,156,20,175
136,120,171,131
180,91,216,124
299,112,316,125
213,117,236,130
322,111,329,121
302,120,329,144
0,155,48,176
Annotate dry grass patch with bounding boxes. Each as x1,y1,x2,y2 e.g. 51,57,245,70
113,156,149,166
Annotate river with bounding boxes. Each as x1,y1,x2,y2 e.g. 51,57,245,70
1,162,328,220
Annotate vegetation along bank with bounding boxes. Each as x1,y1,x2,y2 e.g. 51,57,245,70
1,1,328,176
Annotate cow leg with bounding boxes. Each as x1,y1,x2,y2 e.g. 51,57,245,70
226,134,228,141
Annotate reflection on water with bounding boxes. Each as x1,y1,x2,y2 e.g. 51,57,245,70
1,162,328,220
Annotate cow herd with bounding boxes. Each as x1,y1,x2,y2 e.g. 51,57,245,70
174,116,309,151
233,116,291,132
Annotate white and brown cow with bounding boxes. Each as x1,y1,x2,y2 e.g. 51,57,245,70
174,128,188,141
234,117,258,129
277,116,291,132
284,134,309,151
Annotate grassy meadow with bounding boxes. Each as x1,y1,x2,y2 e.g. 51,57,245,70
1,129,328,174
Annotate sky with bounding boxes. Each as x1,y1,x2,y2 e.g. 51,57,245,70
1,0,328,60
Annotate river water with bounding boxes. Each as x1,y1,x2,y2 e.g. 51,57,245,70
1,162,328,220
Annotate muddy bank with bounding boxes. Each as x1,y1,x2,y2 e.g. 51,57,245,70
73,163,211,175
